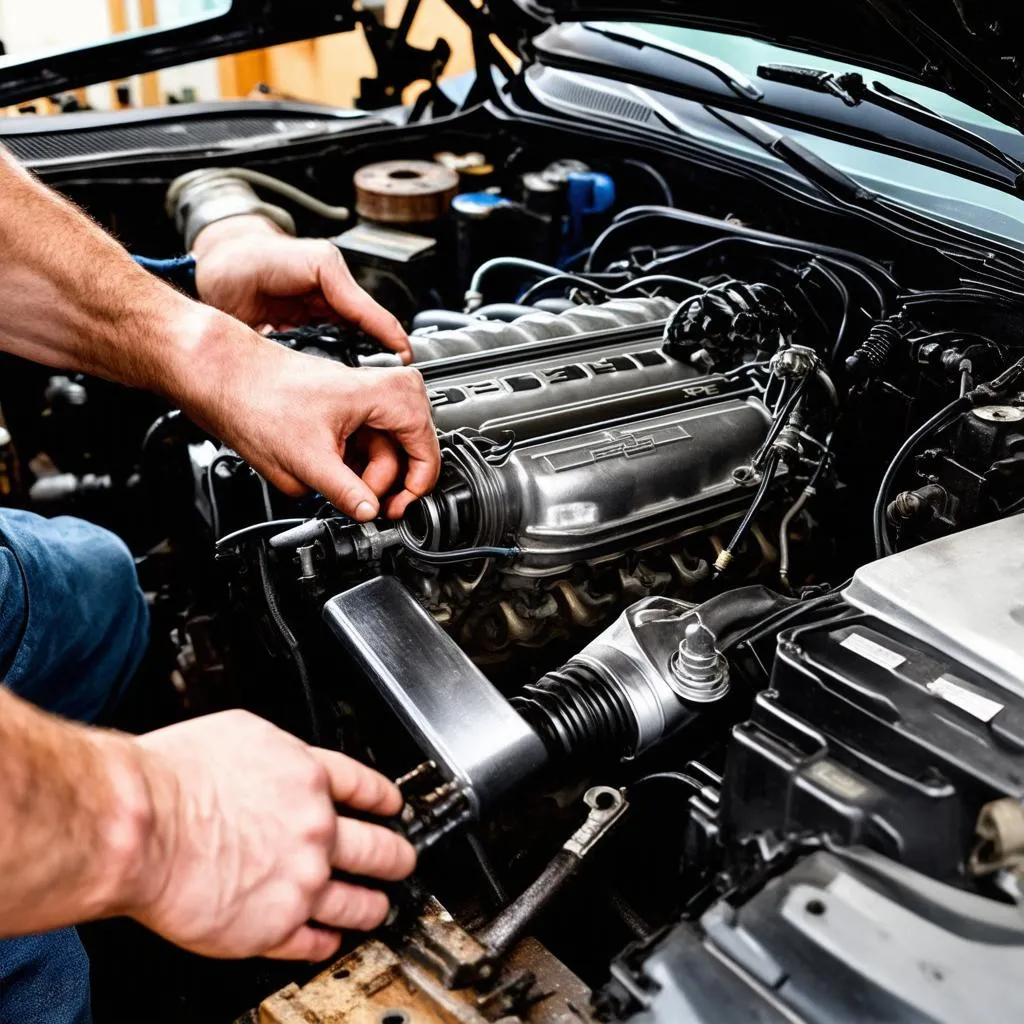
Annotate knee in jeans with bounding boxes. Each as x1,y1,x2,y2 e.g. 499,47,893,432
57,517,144,626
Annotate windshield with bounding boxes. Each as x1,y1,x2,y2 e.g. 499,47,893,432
617,22,1020,135
574,22,1024,247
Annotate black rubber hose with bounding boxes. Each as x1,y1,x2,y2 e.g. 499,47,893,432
512,663,637,764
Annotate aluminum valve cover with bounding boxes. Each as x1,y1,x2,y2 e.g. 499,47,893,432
419,298,693,436
500,397,773,573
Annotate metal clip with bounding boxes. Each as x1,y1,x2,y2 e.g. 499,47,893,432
564,786,629,858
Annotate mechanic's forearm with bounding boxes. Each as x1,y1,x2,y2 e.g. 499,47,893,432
0,147,249,400
0,687,163,936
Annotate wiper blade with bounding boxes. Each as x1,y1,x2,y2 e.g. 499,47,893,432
587,23,763,103
758,62,1024,194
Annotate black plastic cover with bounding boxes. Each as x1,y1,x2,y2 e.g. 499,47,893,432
721,608,1024,881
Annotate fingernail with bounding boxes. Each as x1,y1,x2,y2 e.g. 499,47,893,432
355,500,377,521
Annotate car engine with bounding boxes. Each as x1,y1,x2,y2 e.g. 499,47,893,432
6,139,1024,1022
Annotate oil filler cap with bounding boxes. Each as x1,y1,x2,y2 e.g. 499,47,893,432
669,619,730,703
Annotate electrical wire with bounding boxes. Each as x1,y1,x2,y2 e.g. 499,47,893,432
872,396,970,558
206,452,241,542
714,451,782,576
257,474,274,521
215,518,306,553
779,432,834,589
516,272,622,306
753,377,808,468
518,271,701,306
465,257,567,310
586,205,900,291
621,158,675,206
403,544,521,564
256,543,321,745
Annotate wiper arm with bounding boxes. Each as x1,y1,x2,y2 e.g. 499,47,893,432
708,106,880,207
758,63,1024,194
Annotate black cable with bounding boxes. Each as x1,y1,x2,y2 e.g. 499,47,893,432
632,771,703,793
607,889,655,941
807,259,853,364
586,206,900,298
256,543,321,745
206,452,241,542
872,395,970,558
714,451,782,575
643,238,889,317
609,274,702,295
621,158,674,206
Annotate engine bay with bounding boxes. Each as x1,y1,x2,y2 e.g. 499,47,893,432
6,108,1024,1022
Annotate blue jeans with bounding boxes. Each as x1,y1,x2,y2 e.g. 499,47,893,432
0,509,149,1024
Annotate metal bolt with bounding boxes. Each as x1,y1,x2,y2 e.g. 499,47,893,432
679,622,718,681
297,544,317,580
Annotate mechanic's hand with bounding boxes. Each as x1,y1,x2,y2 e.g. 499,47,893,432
128,710,415,961
192,214,411,363
181,331,439,521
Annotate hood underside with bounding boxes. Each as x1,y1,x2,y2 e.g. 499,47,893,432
0,0,1021,132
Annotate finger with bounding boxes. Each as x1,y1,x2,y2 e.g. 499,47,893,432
309,747,404,815
262,925,341,962
360,431,402,498
311,880,390,931
332,817,416,880
365,374,441,498
298,452,379,521
317,251,411,362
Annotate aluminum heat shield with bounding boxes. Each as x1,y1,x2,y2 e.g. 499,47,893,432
844,513,1024,701
323,576,548,813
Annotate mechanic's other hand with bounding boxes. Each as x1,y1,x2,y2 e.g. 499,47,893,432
192,215,411,363
128,710,415,961
182,331,439,521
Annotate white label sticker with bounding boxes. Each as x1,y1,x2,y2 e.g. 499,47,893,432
840,632,906,670
927,676,1004,723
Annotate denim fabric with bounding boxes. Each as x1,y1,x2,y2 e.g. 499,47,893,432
0,509,149,1024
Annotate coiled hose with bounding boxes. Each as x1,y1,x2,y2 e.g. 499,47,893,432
846,313,906,380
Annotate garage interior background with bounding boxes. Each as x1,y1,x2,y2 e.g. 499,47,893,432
0,0,475,114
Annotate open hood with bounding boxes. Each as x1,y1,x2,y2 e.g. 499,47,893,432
512,1,1024,131
1,0,1022,132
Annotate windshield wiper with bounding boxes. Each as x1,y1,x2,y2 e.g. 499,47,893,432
586,23,764,103
758,63,1024,195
